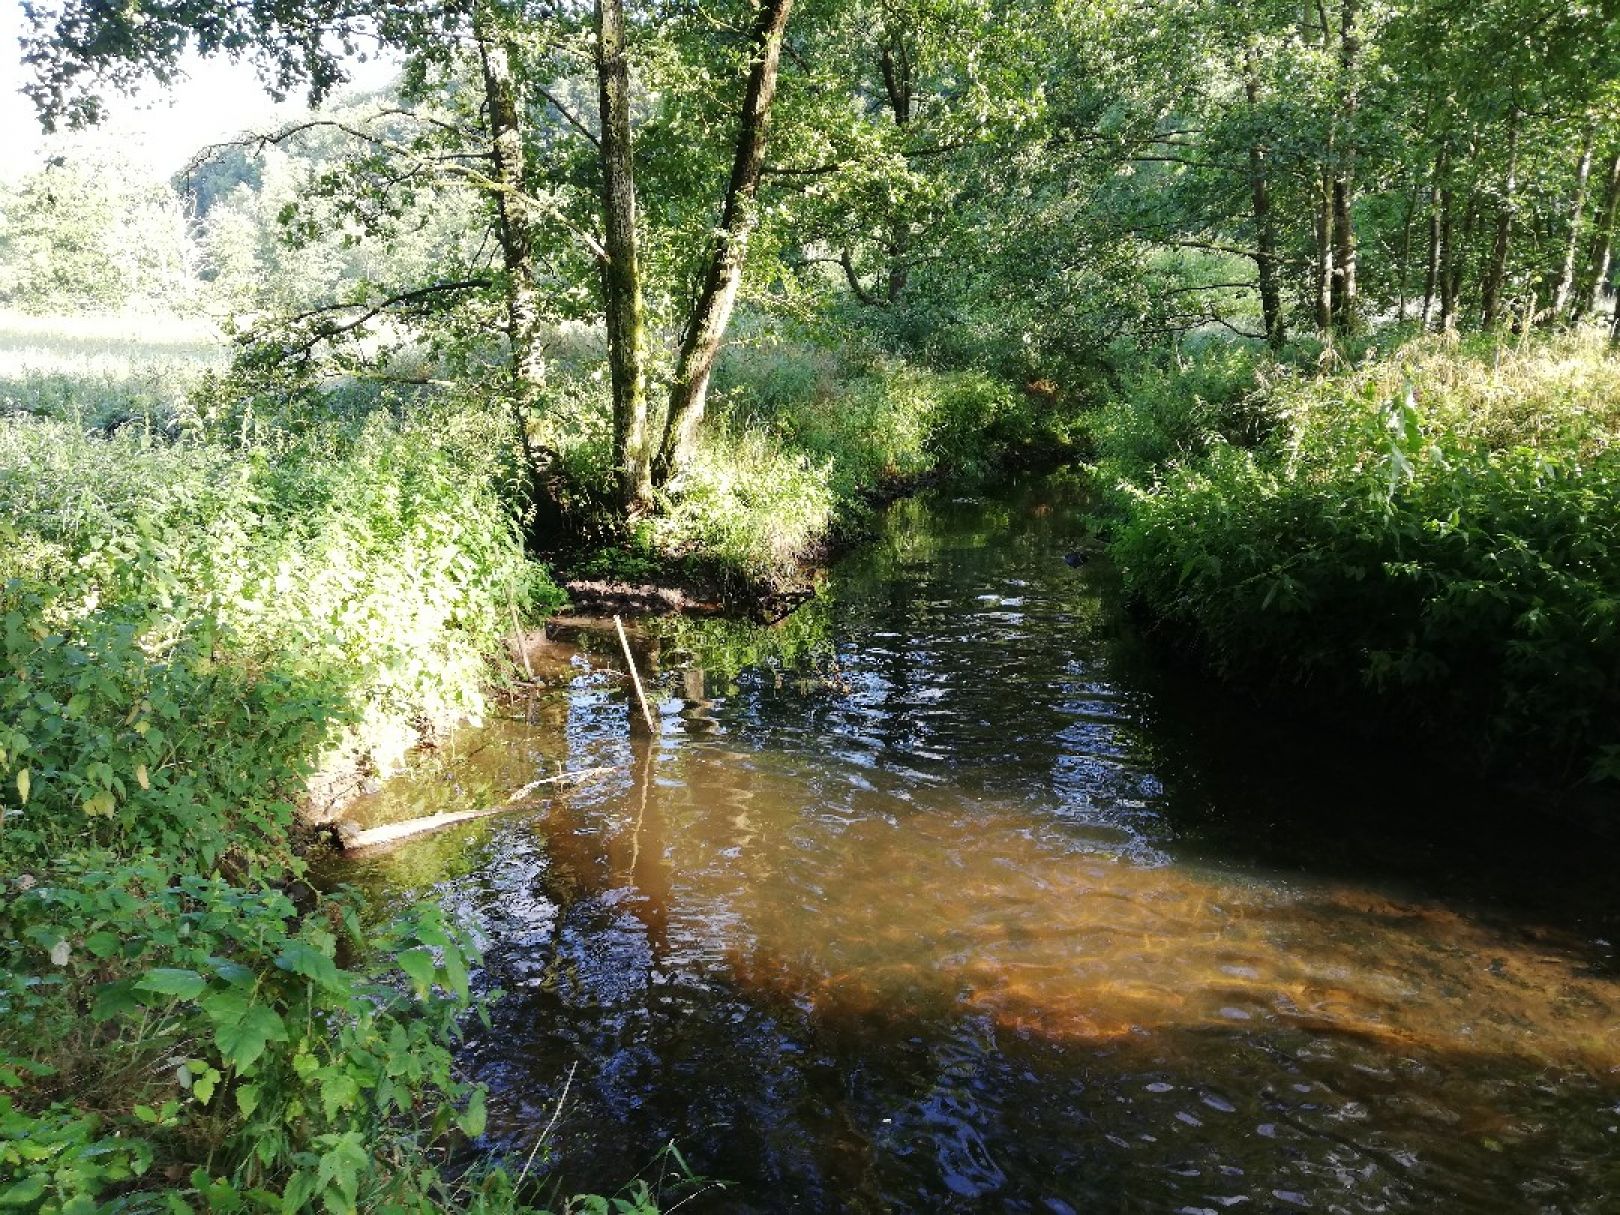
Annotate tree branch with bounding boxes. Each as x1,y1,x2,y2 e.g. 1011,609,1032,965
256,277,492,361
839,251,881,305
202,116,610,264
533,83,600,147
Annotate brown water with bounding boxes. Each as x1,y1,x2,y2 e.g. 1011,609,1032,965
332,476,1620,1213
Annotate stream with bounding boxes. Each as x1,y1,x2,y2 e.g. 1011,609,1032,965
329,474,1620,1213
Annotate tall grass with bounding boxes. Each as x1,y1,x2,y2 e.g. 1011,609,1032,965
0,316,597,1212
0,308,224,432
548,336,1081,595
1098,331,1620,786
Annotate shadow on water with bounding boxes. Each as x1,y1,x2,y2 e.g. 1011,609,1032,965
327,474,1620,1213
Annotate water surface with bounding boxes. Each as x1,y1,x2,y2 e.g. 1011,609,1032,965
333,477,1620,1213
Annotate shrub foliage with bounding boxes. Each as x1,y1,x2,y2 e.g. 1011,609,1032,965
1100,334,1620,783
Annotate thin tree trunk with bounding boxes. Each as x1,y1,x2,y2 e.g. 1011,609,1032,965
1573,147,1620,324
1245,47,1284,348
1481,106,1520,330
475,11,548,502
1330,0,1359,331
1397,182,1418,322
596,0,653,516
1437,184,1456,330
1421,143,1447,328
1316,167,1335,337
653,0,795,486
1451,192,1481,327
1547,125,1595,324
879,36,914,303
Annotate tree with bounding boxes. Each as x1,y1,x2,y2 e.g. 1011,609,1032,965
653,0,794,484
0,153,196,312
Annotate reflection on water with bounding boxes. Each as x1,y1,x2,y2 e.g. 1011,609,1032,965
331,476,1620,1213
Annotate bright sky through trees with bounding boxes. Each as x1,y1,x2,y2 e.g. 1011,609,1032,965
0,0,396,181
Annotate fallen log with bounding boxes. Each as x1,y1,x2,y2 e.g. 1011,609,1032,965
333,766,614,852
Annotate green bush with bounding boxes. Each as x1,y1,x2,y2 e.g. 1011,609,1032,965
0,391,588,1212
1,404,556,800
654,427,838,592
1108,333,1620,783
0,856,495,1213
717,350,1065,500
1083,344,1276,510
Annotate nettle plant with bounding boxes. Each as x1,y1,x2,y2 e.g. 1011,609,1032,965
0,856,495,1213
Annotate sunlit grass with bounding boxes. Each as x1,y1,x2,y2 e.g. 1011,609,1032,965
1105,328,1620,783
0,307,225,429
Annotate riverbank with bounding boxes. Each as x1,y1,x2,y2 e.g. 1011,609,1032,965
0,389,579,1209
545,346,1085,609
0,319,1068,1210
1087,329,1620,793
322,476,1620,1212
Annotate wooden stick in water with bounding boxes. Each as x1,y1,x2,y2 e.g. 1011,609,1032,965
614,614,658,734
334,766,613,851
509,594,535,681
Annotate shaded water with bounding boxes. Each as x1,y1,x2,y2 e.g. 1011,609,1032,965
333,477,1620,1213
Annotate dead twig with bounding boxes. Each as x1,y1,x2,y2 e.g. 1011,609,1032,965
615,614,658,734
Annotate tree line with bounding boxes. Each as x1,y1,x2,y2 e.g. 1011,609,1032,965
17,0,1620,526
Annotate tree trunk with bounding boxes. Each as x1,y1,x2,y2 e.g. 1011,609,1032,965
653,0,795,486
1421,144,1447,328
1573,147,1620,325
1396,183,1418,321
1450,191,1481,328
1437,183,1456,331
1245,48,1284,349
1329,0,1359,331
1315,167,1335,338
1547,125,1595,324
1611,255,1620,349
596,0,653,516
475,11,549,507
879,36,913,303
1481,106,1520,330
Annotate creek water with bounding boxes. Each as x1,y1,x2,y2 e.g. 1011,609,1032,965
331,475,1620,1213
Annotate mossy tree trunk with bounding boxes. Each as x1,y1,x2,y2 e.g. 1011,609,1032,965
1244,46,1284,349
653,0,795,487
1573,146,1620,325
1329,0,1359,332
1481,104,1520,330
475,8,550,509
1421,142,1447,328
1547,125,1595,324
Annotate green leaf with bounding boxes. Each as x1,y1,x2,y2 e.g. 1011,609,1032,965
236,1083,261,1118
14,769,28,806
208,958,255,986
275,941,344,992
459,1086,486,1138
199,987,250,1029
0,1177,46,1207
280,1168,318,1215
319,1071,359,1120
194,1067,220,1104
397,948,435,997
137,968,206,1000
440,941,469,1003
216,1006,288,1073
92,979,142,1022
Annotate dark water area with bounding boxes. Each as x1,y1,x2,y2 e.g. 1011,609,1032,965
328,475,1620,1213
